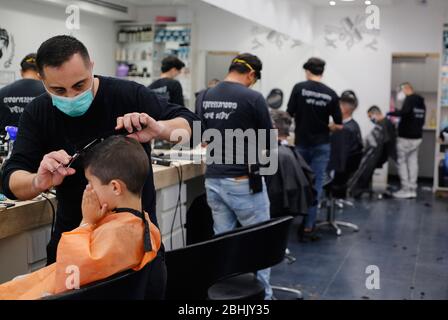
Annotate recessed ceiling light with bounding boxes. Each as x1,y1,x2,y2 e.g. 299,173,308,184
329,1,336,5
365,0,372,4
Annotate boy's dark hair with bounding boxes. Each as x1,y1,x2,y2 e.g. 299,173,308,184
83,136,149,195
161,56,185,73
340,90,358,109
367,105,382,114
229,53,262,79
303,57,326,76
20,53,38,73
271,110,292,137
36,35,90,75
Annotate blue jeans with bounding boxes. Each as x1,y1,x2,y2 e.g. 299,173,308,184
205,177,272,300
296,143,331,230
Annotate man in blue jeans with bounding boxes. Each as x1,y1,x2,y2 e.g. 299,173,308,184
287,57,342,241
197,53,274,299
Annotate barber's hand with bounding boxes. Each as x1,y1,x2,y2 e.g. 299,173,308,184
116,112,165,143
81,184,108,225
33,150,76,192
329,123,343,132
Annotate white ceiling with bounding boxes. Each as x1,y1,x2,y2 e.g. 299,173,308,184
124,0,192,5
124,0,396,7
306,0,394,6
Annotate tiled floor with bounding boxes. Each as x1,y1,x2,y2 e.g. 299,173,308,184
271,186,448,300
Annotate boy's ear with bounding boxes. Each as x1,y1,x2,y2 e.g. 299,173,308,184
110,179,124,196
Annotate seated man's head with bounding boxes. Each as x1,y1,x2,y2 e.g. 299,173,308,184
271,110,292,141
161,56,185,79
340,90,358,119
83,136,149,210
367,105,384,124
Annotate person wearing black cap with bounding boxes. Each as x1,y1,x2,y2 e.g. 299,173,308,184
287,57,342,239
149,55,186,106
0,53,45,133
328,90,363,198
198,53,274,299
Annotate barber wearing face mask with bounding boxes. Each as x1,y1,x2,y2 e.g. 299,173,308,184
1,35,198,275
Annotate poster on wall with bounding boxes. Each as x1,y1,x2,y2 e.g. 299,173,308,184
0,26,15,69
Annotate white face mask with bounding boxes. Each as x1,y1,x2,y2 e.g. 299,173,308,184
397,91,406,102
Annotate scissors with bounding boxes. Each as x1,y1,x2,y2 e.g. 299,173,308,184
51,125,147,173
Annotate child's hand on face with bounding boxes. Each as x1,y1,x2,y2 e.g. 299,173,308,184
81,184,108,225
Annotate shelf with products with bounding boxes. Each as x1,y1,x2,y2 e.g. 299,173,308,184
115,24,154,84
434,24,448,192
152,23,193,107
115,22,194,108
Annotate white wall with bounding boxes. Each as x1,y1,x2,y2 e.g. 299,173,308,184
201,0,313,43
0,0,116,79
312,0,447,137
192,1,314,103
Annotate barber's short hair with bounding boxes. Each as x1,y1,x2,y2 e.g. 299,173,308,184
161,56,185,73
367,105,382,115
400,82,413,90
83,136,149,195
271,110,292,137
340,90,358,109
303,57,326,76
20,53,38,73
36,35,90,76
229,53,262,79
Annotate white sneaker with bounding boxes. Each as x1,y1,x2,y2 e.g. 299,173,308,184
393,190,414,199
408,191,417,199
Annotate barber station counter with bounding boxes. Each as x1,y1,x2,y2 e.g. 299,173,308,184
0,160,206,283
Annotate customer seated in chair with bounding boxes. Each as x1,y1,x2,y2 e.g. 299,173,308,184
348,106,397,198
327,90,363,198
0,136,162,300
266,111,316,242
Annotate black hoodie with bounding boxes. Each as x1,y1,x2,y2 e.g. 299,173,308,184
389,94,426,139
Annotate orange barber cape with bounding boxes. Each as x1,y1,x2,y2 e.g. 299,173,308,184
0,211,161,300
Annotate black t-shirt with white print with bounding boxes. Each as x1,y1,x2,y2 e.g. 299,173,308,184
148,78,185,106
0,79,45,132
197,81,273,178
287,80,342,146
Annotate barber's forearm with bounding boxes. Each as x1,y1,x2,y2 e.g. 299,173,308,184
158,117,192,143
9,170,41,200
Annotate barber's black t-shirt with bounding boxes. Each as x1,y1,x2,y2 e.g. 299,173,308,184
2,76,197,242
198,81,273,178
287,80,342,146
149,78,185,106
0,79,45,132
388,94,426,139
